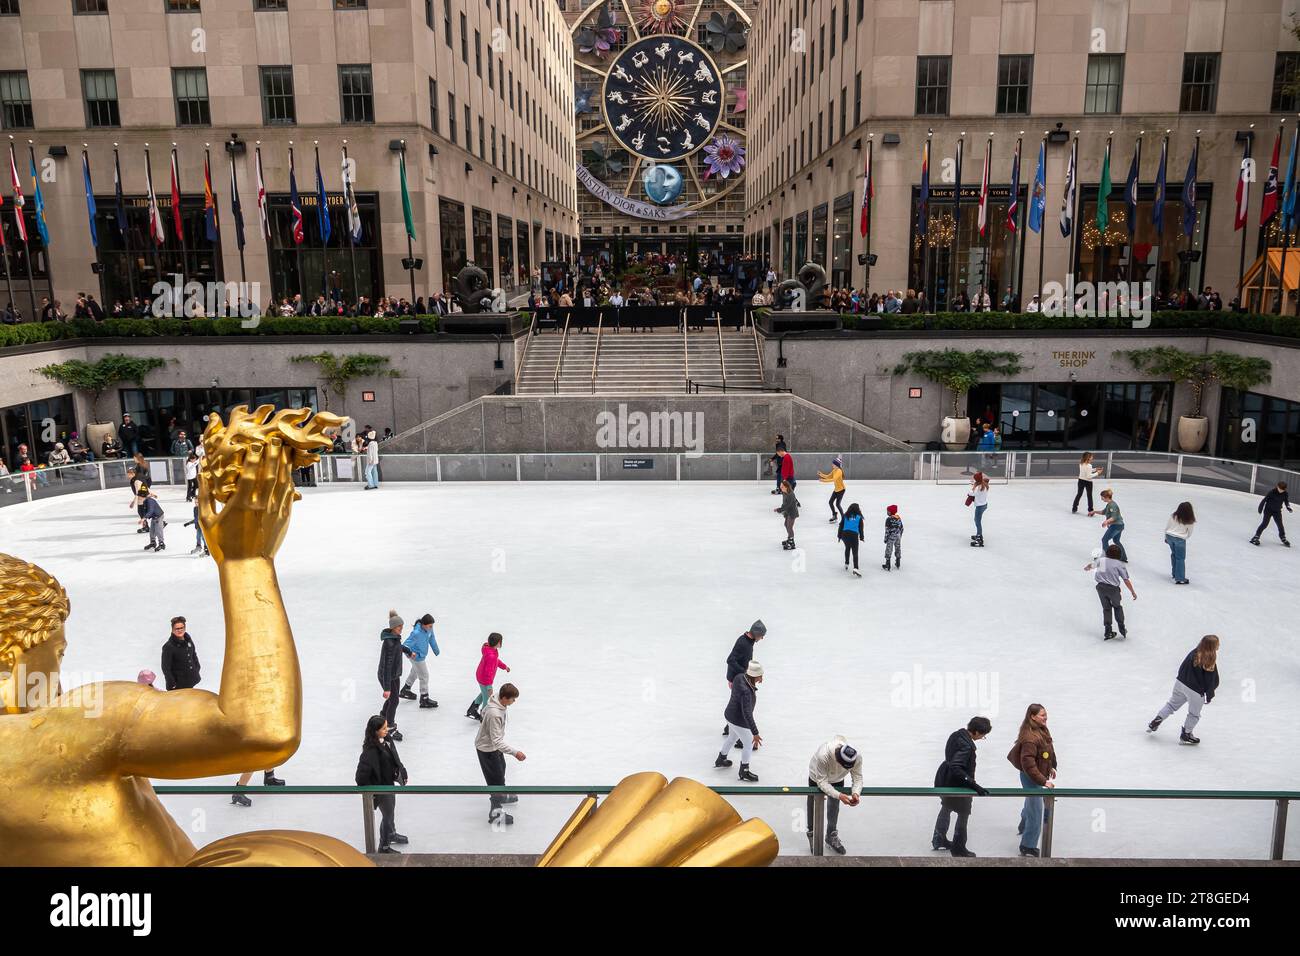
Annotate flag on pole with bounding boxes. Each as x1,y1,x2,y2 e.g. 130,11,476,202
0,176,5,249
1260,130,1281,226
1182,138,1199,238
29,151,49,247
1028,140,1046,234
314,149,331,245
399,149,416,241
343,149,362,244
1282,126,1299,230
918,140,930,237
203,153,219,242
1234,140,1251,232
1124,142,1139,237
1006,140,1020,233
144,150,166,245
170,149,183,239
229,155,245,251
82,151,98,248
858,146,873,238
977,139,991,237
114,150,127,239
1096,139,1112,232
1153,138,1168,238
288,150,304,245
255,148,270,239
9,146,27,243
1059,137,1076,238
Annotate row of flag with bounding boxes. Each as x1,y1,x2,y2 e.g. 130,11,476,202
2,143,420,256
856,127,1300,245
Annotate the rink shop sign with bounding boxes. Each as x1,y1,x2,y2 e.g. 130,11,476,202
1052,350,1097,369
596,403,704,457
576,163,694,221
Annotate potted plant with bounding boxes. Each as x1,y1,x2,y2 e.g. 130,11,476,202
893,349,1026,449
1122,348,1271,453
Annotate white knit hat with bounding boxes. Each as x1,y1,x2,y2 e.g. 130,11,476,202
746,661,763,678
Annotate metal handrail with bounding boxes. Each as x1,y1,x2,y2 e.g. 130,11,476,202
552,314,571,395
751,311,766,381
590,312,602,394
685,380,793,394
513,311,537,382
681,310,689,389
715,310,728,391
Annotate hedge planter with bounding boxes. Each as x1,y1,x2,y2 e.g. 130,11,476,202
1177,416,1210,453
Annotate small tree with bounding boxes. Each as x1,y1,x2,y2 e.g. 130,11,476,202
893,349,1026,417
37,353,167,422
291,352,390,411
1123,347,1271,418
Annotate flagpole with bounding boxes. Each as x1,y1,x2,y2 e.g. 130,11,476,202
10,139,37,321
1183,132,1200,296
1278,122,1295,315
1011,134,1022,308
919,131,931,310
0,147,14,314
343,140,359,306
401,142,416,304
1128,133,1142,294
951,132,964,309
980,134,993,308
314,141,328,304
25,142,51,311
863,136,873,293
113,146,136,306
1036,133,1047,308
1236,126,1254,309
171,145,188,292
1069,134,1083,301
256,142,273,306
144,145,163,294
227,145,247,288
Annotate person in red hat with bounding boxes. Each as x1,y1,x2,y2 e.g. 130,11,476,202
883,505,904,570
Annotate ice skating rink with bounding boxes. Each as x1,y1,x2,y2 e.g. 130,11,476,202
3,477,1297,860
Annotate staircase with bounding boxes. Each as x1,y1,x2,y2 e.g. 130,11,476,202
515,324,766,395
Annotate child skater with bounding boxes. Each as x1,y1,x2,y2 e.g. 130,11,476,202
1250,481,1291,547
1147,635,1219,745
776,479,801,550
838,502,864,576
466,632,510,722
883,504,904,570
818,456,846,522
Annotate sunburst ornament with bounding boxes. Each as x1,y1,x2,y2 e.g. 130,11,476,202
638,0,686,35
702,134,745,179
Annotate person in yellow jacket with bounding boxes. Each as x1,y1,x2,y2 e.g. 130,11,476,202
817,456,846,522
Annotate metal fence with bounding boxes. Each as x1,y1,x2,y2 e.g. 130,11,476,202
4,451,1297,506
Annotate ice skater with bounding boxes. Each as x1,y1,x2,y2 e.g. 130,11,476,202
1148,635,1219,745
817,455,846,521
968,472,990,547
467,632,510,721
355,715,409,853
1072,452,1103,513
767,434,786,494
1164,501,1196,584
377,610,415,742
883,504,903,570
1250,481,1291,547
806,735,863,855
183,451,199,502
1008,704,1056,857
838,502,864,575
722,621,766,740
932,716,992,858
773,446,796,495
229,768,286,809
141,491,166,552
1090,488,1127,561
715,661,763,782
474,683,525,825
183,504,209,557
399,613,440,709
1084,544,1136,640
776,479,800,550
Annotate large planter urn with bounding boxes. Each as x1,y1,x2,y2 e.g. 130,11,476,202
1177,416,1209,454
941,416,971,451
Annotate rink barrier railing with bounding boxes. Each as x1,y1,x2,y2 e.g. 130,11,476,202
6,450,1298,505
149,784,1299,860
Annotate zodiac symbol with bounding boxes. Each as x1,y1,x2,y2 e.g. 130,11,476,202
694,63,715,83
693,112,711,130
608,91,628,104
700,90,717,105
632,131,646,150
657,136,671,154
632,51,649,68
677,50,695,65
616,113,634,131
655,42,669,59
681,130,694,150
613,65,633,83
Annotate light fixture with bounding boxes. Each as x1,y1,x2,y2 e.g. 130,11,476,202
428,144,438,159
492,176,499,186
388,139,406,152
47,145,68,158
852,138,862,151
882,133,901,146
1047,122,1069,144
464,162,472,174
825,158,833,169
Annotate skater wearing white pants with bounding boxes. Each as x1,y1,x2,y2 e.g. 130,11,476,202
1149,635,1220,744
716,661,763,781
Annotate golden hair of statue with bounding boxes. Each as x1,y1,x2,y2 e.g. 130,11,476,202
0,405,371,867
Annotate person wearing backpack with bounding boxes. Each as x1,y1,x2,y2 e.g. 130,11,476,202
837,503,865,576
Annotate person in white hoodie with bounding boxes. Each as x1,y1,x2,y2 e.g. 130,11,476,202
805,736,863,855
364,431,380,490
474,682,526,825
1164,501,1195,585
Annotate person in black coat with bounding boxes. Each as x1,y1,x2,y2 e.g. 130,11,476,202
118,414,140,457
377,610,415,742
355,714,409,853
722,620,767,737
716,661,763,782
1250,481,1291,546
932,716,991,857
161,617,201,690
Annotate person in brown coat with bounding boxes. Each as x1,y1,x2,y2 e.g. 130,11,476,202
1008,703,1057,857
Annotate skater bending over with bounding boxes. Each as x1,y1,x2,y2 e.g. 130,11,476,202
1148,635,1219,744
1251,481,1291,546
776,480,800,550
838,503,864,575
883,504,903,570
932,716,991,857
818,456,846,521
716,661,763,782
807,736,863,855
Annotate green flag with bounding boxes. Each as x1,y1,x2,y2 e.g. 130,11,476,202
1096,140,1111,232
399,151,416,241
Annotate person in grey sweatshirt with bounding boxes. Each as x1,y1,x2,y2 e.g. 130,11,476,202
775,480,800,550
474,683,526,825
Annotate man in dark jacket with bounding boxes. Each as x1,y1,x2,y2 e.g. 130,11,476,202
118,415,139,456
722,620,766,737
378,610,415,742
932,716,991,857
1251,481,1291,546
768,434,786,494
161,616,201,690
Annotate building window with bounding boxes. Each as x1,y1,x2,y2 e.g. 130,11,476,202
853,71,861,126
497,214,514,287
73,0,107,12
1272,52,1300,113
259,66,296,125
996,55,1032,115
0,0,18,13
448,92,456,141
90,193,223,310
254,0,288,9
117,389,317,457
334,0,367,8
1084,53,1123,114
1180,53,1219,113
839,88,846,141
439,197,467,294
915,56,950,116
338,65,374,123
261,191,381,304
460,13,468,63
82,69,120,128
795,211,808,267
831,193,852,287
478,116,485,159
475,29,482,77
443,0,452,46
429,78,439,134
166,0,201,10
811,202,828,269
856,0,863,22
0,71,33,130
464,105,471,150
472,207,494,284
425,0,432,27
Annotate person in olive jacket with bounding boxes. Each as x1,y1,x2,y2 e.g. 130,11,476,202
355,714,409,853
160,616,200,690
1008,703,1057,857
932,716,992,857
377,610,415,742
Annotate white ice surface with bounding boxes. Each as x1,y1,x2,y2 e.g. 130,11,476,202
2,478,1297,860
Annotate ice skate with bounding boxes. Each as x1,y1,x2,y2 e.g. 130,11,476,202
825,831,846,855
1103,631,1116,641
828,516,837,522
378,844,401,854
1147,716,1163,733
263,771,285,786
1250,536,1260,545
737,763,758,782
189,546,202,556
389,832,409,844
489,808,515,825
714,754,733,768
851,568,861,577
398,687,417,701
881,562,891,571
1179,729,1200,745
1284,538,1292,548
950,848,977,858
467,702,482,721
970,536,984,547
932,837,952,851
156,544,165,552
388,728,403,742
895,559,900,569
1019,846,1040,857
231,793,252,808
143,542,156,552
419,695,438,709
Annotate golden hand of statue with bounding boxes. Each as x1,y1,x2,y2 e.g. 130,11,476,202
198,405,348,561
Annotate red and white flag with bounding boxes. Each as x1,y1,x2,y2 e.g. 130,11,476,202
1234,141,1251,231
144,150,166,245
255,148,270,238
170,149,184,239
9,145,26,243
977,138,992,237
858,145,873,238
1259,130,1281,226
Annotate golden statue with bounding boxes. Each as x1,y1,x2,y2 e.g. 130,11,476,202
0,405,369,867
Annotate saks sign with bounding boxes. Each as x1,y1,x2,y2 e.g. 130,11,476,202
575,164,694,221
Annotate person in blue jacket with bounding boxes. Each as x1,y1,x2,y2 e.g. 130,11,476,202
398,613,440,709
976,421,999,470
837,502,865,576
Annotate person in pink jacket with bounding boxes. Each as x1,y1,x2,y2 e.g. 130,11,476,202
466,632,510,722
